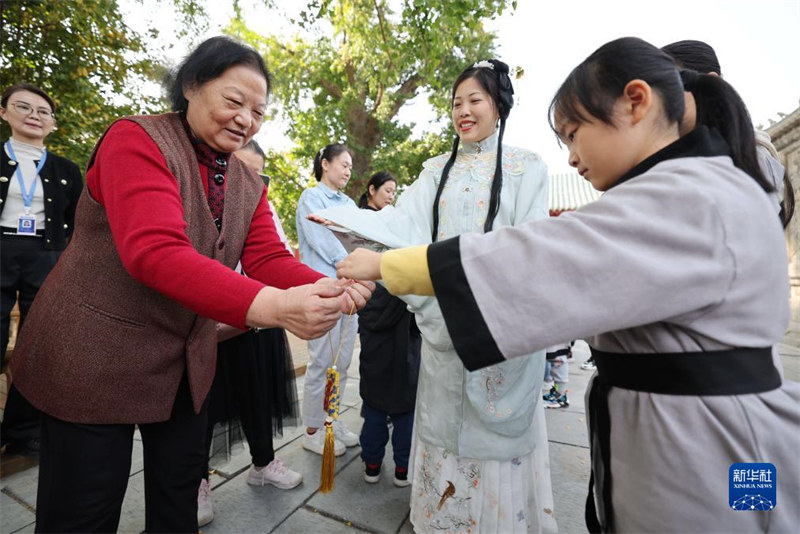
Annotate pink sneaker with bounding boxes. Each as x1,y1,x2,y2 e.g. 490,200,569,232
247,459,303,489
197,478,214,527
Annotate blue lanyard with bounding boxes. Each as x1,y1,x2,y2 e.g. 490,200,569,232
5,141,47,211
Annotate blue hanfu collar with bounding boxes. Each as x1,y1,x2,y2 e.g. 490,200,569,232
462,129,499,155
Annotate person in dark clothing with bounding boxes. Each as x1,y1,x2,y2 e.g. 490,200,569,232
1,83,83,458
357,172,420,487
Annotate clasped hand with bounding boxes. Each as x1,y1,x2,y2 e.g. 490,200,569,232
245,278,374,340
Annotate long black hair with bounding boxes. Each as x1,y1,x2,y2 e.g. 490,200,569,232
313,143,351,181
431,59,515,241
358,171,396,208
548,37,772,195
170,36,270,114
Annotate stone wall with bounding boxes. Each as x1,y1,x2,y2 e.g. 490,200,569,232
767,104,800,319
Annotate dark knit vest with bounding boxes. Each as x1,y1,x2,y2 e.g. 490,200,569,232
10,113,263,424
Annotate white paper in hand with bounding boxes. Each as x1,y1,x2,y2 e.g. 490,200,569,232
326,224,390,253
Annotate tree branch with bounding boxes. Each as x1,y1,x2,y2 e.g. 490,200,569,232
372,0,394,71
270,164,306,190
372,84,384,114
277,41,343,99
319,77,344,99
387,74,423,118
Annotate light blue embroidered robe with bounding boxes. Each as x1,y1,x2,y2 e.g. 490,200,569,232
319,131,550,459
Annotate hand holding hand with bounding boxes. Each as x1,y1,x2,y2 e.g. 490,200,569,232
315,277,375,313
336,249,383,281
338,278,375,312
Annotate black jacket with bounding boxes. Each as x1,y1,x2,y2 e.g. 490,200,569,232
358,283,421,414
1,141,83,250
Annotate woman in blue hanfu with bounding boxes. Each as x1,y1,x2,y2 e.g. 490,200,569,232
317,59,556,534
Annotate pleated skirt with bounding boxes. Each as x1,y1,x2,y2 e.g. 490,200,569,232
409,402,557,533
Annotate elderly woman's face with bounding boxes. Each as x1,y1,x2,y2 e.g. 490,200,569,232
184,65,267,153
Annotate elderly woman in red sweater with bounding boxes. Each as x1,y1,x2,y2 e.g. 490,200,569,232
10,36,372,534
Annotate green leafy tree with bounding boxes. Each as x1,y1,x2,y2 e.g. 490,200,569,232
0,0,206,167
228,0,516,241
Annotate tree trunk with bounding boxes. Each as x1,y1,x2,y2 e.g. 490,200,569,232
345,103,382,198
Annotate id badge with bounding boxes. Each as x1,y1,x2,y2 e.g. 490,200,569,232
17,214,37,235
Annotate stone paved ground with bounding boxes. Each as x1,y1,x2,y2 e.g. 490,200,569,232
2,321,799,533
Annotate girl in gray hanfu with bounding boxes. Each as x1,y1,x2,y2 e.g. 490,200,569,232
337,37,800,533
317,60,556,533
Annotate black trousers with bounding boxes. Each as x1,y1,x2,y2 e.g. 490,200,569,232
34,376,208,533
1,232,62,445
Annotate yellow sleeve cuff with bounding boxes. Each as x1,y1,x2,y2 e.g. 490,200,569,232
380,245,434,296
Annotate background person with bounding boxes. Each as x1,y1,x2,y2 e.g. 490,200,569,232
542,343,571,409
355,171,421,487
295,143,361,456
357,171,397,210
197,140,305,527
0,83,82,457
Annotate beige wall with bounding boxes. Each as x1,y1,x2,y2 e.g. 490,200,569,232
767,105,800,319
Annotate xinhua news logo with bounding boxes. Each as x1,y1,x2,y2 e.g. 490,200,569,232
729,463,776,511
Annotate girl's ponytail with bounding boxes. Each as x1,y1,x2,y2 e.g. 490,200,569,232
682,70,774,194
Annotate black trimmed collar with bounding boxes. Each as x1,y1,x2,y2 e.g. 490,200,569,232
612,125,730,189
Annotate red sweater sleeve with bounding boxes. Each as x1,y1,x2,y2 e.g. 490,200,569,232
87,120,320,329
241,188,323,287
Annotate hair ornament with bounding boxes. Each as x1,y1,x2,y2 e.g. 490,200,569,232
680,69,699,92
318,147,325,159
472,60,494,70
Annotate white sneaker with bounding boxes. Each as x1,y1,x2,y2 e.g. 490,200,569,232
247,459,303,489
197,478,214,527
332,420,359,447
303,430,346,456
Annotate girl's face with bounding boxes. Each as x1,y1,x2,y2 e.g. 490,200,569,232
368,180,397,210
0,90,56,145
451,77,499,144
321,151,353,191
184,64,267,153
557,101,643,192
557,83,675,192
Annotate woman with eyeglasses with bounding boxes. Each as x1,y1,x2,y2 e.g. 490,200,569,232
1,83,83,458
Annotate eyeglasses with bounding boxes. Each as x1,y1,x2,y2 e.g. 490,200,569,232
8,101,55,122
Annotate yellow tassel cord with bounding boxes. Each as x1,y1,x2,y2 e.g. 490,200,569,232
318,301,354,492
319,367,341,492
